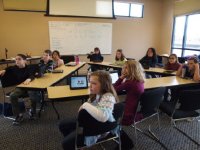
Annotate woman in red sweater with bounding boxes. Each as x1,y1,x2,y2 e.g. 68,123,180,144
113,60,145,125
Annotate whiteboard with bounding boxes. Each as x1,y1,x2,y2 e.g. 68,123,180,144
49,21,112,55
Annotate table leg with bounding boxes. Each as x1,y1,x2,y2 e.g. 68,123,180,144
51,100,60,120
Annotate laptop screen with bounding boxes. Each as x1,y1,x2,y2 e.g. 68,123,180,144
70,76,88,90
110,72,119,84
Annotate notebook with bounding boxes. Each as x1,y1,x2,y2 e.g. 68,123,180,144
70,75,88,90
110,72,119,84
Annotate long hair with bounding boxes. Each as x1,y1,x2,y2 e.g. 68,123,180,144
115,49,126,61
94,47,101,55
52,50,61,58
169,54,179,63
89,70,119,102
146,47,157,58
125,60,145,82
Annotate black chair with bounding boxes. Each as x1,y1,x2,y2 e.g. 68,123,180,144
75,102,125,150
131,87,167,149
159,89,200,146
178,57,186,64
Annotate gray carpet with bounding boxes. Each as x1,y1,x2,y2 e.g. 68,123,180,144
0,100,200,150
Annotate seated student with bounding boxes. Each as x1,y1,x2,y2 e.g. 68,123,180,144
164,54,181,71
114,49,127,66
59,70,118,149
139,47,158,68
163,54,181,101
113,60,145,125
87,47,104,62
176,56,200,81
0,54,35,125
52,50,64,68
87,47,104,71
28,50,54,119
169,56,200,102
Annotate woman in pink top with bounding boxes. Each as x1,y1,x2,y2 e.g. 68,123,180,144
165,54,181,71
52,50,64,68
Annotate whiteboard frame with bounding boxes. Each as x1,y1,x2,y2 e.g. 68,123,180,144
48,21,112,55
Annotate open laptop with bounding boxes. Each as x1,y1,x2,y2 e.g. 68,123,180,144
110,72,119,84
70,75,88,90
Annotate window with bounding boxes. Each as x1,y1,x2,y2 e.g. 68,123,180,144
114,2,144,18
171,14,200,57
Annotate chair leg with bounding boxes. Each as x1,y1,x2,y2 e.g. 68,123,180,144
148,125,159,141
174,126,200,146
172,118,200,146
157,112,161,130
132,125,168,150
131,124,138,149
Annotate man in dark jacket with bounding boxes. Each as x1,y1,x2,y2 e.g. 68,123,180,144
0,54,34,125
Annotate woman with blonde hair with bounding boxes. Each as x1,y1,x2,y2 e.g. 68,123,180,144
114,60,145,125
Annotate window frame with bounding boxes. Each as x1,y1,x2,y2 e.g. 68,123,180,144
171,13,200,57
114,2,144,18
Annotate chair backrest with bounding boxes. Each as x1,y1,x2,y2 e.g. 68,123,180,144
178,57,186,64
0,70,17,88
179,89,200,111
140,87,166,117
78,102,124,136
112,102,125,123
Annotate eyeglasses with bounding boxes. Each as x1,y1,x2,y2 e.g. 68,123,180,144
169,57,175,60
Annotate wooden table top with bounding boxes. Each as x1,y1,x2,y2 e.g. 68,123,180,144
47,76,199,99
88,61,176,75
144,76,198,89
48,86,90,99
17,62,85,89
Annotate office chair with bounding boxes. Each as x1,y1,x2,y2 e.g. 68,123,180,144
178,57,186,64
131,87,167,149
159,89,200,146
75,102,125,150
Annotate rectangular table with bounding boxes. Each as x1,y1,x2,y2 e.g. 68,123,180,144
47,76,199,119
17,62,86,116
87,61,176,76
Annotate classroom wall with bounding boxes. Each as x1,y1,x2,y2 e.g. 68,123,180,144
174,0,200,16
0,0,173,62
159,0,174,55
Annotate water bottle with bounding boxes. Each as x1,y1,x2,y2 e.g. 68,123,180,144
75,55,79,65
181,65,186,78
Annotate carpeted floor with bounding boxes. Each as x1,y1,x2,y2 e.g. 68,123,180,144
0,99,200,150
